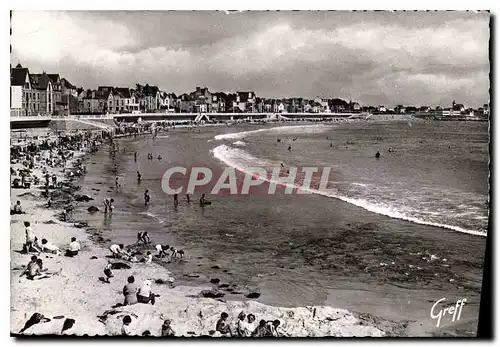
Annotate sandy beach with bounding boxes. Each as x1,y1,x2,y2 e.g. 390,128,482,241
10,124,408,337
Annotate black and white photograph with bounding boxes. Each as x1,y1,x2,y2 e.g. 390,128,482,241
8,9,491,338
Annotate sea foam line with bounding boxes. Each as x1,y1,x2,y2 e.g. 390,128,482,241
210,144,487,237
213,124,332,141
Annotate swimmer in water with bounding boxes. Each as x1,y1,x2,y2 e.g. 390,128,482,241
157,155,162,160
330,142,333,148
144,189,150,206
288,146,291,151
375,150,381,159
134,152,137,161
137,171,141,182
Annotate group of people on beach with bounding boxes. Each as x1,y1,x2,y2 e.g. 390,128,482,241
216,311,283,337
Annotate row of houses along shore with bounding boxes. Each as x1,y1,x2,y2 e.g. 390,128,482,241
11,63,490,119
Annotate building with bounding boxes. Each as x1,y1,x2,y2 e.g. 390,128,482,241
135,84,161,112
236,91,256,112
10,63,32,117
189,87,212,113
29,72,55,116
79,89,110,114
177,93,195,113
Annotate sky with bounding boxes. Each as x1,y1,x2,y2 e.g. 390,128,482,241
10,11,490,108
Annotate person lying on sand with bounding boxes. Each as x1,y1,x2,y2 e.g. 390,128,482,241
137,280,155,305
216,312,231,336
123,275,138,305
11,200,24,215
41,239,62,255
137,231,151,244
161,319,175,337
65,237,81,257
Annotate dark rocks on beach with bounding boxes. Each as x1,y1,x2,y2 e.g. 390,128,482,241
184,274,200,278
111,262,131,270
90,256,98,260
87,206,99,213
199,289,225,299
218,283,230,288
211,265,220,269
74,194,94,202
42,220,57,224
74,222,88,228
246,292,261,299
209,278,220,284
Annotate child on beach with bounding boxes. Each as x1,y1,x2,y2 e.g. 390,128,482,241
137,231,151,244
216,312,231,337
11,200,24,215
161,319,175,337
23,221,36,253
103,262,113,283
121,315,132,336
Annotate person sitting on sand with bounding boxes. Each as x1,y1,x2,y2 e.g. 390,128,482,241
161,319,175,337
245,314,256,337
129,252,139,263
103,262,113,283
11,200,24,215
27,259,53,280
41,239,61,255
110,244,127,259
65,237,81,257
140,251,153,264
137,280,155,305
20,255,38,278
137,231,151,244
252,320,270,337
267,319,282,337
123,275,138,305
121,315,132,336
216,312,231,336
236,311,247,337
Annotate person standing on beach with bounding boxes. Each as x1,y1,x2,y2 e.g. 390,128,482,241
173,194,179,208
134,151,137,161
144,190,150,206
123,276,138,305
137,171,141,183
23,221,35,253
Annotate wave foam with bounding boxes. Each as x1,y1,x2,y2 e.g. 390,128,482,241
211,144,486,237
214,124,332,141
